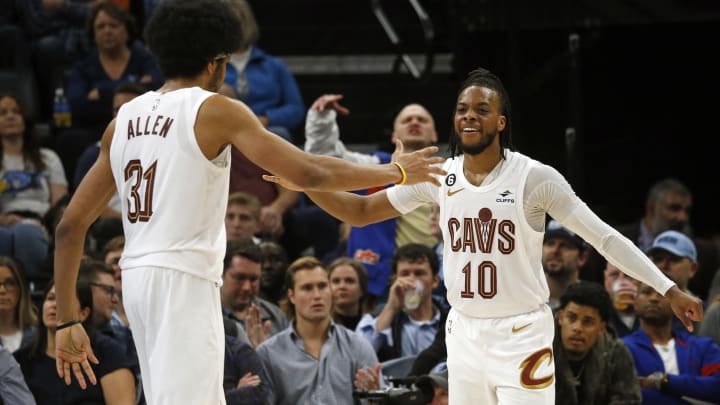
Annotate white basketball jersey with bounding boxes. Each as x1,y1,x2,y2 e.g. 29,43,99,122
109,87,230,283
438,151,548,318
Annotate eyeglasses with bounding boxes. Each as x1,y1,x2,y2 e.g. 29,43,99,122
0,279,19,292
90,282,118,297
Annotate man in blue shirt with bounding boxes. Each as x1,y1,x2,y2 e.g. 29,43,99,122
356,243,446,362
256,256,381,405
623,282,720,404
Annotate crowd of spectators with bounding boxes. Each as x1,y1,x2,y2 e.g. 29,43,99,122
1,1,719,405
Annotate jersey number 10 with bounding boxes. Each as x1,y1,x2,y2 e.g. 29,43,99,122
460,261,498,299
124,159,158,223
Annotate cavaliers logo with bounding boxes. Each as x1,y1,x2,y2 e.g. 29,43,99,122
445,173,456,186
519,348,554,389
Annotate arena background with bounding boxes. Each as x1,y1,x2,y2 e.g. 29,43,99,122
248,0,720,237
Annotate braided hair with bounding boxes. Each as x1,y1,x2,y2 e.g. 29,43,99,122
448,68,514,159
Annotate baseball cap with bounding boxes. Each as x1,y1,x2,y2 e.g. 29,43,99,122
544,220,586,250
647,230,697,261
415,368,448,400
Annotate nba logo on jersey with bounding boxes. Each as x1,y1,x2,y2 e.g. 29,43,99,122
152,98,160,111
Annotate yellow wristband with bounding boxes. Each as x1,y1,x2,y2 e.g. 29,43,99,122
391,162,407,185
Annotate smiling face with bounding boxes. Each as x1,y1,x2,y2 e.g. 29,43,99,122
452,86,505,156
0,96,25,138
558,302,606,359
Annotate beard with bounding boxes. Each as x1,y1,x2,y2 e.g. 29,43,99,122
453,130,497,155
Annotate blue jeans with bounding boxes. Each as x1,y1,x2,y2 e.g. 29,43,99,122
0,222,49,279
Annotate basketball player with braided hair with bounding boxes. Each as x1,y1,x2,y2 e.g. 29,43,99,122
266,67,703,404
51,1,446,403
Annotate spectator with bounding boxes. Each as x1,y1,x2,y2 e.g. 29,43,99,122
221,239,288,347
415,367,449,405
647,230,704,334
56,1,162,180
101,236,128,331
8,0,95,120
603,261,640,338
225,191,262,244
258,239,289,307
0,256,37,353
699,302,720,346
0,344,35,405
0,93,67,279
73,81,146,191
255,256,381,405
623,282,720,404
356,243,446,361
647,230,698,296
554,281,641,405
65,2,162,135
542,220,588,312
328,257,369,331
219,0,304,142
305,94,440,309
615,178,720,301
223,333,269,405
14,279,136,404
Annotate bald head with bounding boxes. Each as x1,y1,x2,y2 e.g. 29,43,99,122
391,103,437,151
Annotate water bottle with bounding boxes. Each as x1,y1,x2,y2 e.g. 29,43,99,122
53,87,72,128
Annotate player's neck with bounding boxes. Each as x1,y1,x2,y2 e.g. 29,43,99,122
462,144,503,186
156,77,207,94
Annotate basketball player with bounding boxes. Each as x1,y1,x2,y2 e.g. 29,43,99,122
51,1,445,404
265,67,703,404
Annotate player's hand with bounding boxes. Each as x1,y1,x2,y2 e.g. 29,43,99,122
55,323,99,389
354,363,382,391
310,94,349,115
665,285,703,332
391,139,447,187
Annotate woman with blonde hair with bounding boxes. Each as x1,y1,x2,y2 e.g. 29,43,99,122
0,256,37,353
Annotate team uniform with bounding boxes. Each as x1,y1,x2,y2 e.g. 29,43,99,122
110,88,230,405
387,150,674,404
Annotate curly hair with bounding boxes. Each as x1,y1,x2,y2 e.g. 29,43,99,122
448,67,514,159
143,0,244,79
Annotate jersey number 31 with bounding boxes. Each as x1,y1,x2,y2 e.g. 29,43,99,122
124,159,157,223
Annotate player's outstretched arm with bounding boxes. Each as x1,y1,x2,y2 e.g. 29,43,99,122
664,285,704,332
200,95,446,191
54,121,117,388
